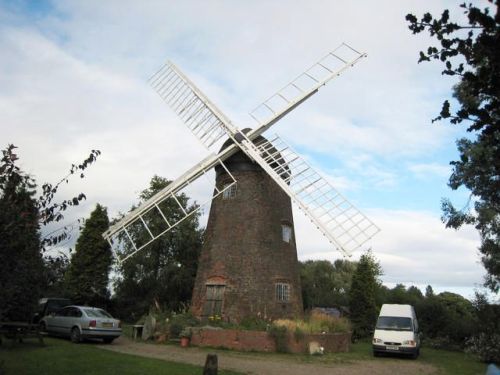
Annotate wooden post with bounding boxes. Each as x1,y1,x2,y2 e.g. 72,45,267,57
202,354,218,375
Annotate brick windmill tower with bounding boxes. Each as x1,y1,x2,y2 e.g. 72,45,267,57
103,44,380,323
190,132,303,322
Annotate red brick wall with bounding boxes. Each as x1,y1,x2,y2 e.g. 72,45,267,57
191,145,303,323
190,328,351,353
191,328,276,352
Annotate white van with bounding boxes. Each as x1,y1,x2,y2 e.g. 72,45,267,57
372,304,420,358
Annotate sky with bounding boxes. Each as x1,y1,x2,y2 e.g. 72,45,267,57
0,0,494,300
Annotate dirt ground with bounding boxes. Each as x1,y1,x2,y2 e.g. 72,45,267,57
98,337,438,375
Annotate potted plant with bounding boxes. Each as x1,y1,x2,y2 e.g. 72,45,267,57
179,327,192,348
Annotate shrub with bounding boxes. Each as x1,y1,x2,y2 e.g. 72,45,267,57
238,316,269,331
293,326,305,342
466,333,500,364
467,293,500,363
416,293,475,349
273,319,298,331
268,325,288,353
273,312,351,335
423,336,462,351
167,312,199,338
308,311,351,333
169,322,183,338
179,327,192,339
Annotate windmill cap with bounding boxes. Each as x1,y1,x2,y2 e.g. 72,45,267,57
216,129,290,178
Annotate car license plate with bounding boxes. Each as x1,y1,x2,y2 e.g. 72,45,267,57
386,345,399,351
102,322,113,328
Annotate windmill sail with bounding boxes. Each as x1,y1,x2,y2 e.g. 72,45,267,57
249,43,366,135
103,158,236,264
105,43,378,262
252,135,379,255
149,62,238,151
150,43,366,150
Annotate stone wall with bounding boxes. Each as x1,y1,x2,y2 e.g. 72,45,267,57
190,328,351,354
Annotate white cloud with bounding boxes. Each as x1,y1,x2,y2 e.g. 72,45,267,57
344,154,398,190
1,25,208,217
295,207,484,296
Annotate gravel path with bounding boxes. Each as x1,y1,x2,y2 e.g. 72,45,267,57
97,337,437,375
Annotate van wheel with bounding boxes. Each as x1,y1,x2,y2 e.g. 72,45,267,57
103,338,114,344
411,349,419,359
373,351,380,357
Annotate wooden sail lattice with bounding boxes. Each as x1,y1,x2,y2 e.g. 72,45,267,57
103,43,379,262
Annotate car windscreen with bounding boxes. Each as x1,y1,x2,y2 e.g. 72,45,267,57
376,316,412,331
83,308,113,318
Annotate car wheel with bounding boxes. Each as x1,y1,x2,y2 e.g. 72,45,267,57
373,351,380,357
103,338,114,344
70,327,81,343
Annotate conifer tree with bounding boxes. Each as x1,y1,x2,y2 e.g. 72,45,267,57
0,144,100,319
348,251,382,338
0,146,44,321
65,204,112,306
425,285,434,298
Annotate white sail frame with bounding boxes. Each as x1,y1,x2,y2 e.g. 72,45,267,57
104,43,378,262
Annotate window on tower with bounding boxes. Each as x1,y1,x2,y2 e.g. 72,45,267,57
275,282,290,302
222,183,237,199
281,223,292,243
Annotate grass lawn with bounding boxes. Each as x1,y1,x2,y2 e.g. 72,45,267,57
0,335,488,375
304,340,487,375
174,338,487,375
418,345,488,375
0,337,242,375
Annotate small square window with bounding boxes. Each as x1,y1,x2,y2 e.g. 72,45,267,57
281,224,292,243
275,283,290,302
222,183,237,199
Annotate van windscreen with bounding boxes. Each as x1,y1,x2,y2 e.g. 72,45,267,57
376,316,412,331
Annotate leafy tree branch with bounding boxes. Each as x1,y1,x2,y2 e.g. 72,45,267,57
406,1,500,292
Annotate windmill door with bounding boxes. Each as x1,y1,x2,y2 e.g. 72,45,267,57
202,285,225,319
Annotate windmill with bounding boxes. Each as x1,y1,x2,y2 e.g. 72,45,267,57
103,43,380,322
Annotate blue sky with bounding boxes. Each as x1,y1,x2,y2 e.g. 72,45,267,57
0,0,494,300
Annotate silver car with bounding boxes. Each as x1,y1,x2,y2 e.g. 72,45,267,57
40,305,122,343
